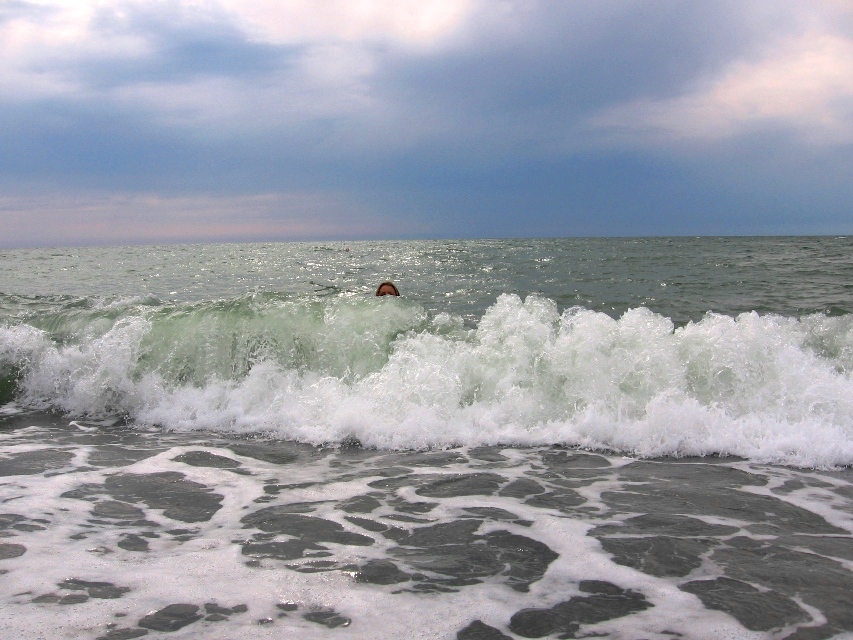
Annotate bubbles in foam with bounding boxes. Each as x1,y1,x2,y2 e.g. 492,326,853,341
1,294,852,468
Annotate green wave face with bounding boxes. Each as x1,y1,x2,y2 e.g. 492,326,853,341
0,364,18,404
137,294,433,385
1,292,434,387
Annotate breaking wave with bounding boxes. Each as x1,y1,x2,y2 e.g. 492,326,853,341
1,292,852,468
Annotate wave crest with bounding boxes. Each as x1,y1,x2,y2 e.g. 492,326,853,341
1,293,852,467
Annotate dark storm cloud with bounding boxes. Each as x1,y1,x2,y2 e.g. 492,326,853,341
260,0,843,180
0,0,850,246
73,3,292,88
384,1,781,116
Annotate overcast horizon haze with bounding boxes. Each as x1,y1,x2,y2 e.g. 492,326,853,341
1,0,852,248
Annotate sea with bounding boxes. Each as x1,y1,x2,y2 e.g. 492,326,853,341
0,237,851,640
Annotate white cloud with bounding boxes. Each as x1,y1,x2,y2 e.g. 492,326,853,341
3,0,477,45
0,1,146,101
0,0,477,136
5,1,851,154
590,31,853,146
210,0,477,47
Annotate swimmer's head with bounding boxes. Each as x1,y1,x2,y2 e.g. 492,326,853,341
375,281,400,296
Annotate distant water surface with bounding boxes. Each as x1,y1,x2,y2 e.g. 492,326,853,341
2,236,851,324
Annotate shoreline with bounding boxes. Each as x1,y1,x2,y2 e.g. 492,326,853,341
1,414,852,638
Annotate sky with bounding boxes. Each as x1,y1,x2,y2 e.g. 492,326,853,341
1,0,852,247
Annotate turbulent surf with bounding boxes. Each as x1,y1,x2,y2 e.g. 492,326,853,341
1,290,852,468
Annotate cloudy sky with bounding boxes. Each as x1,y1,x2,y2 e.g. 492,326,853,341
1,0,852,247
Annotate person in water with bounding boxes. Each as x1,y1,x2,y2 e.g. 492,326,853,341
375,281,400,296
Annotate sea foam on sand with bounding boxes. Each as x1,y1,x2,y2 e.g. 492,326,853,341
0,415,852,639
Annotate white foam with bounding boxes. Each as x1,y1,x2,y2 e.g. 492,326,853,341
0,439,848,639
2,295,852,468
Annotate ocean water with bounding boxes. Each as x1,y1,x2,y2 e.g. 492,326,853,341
1,237,852,639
